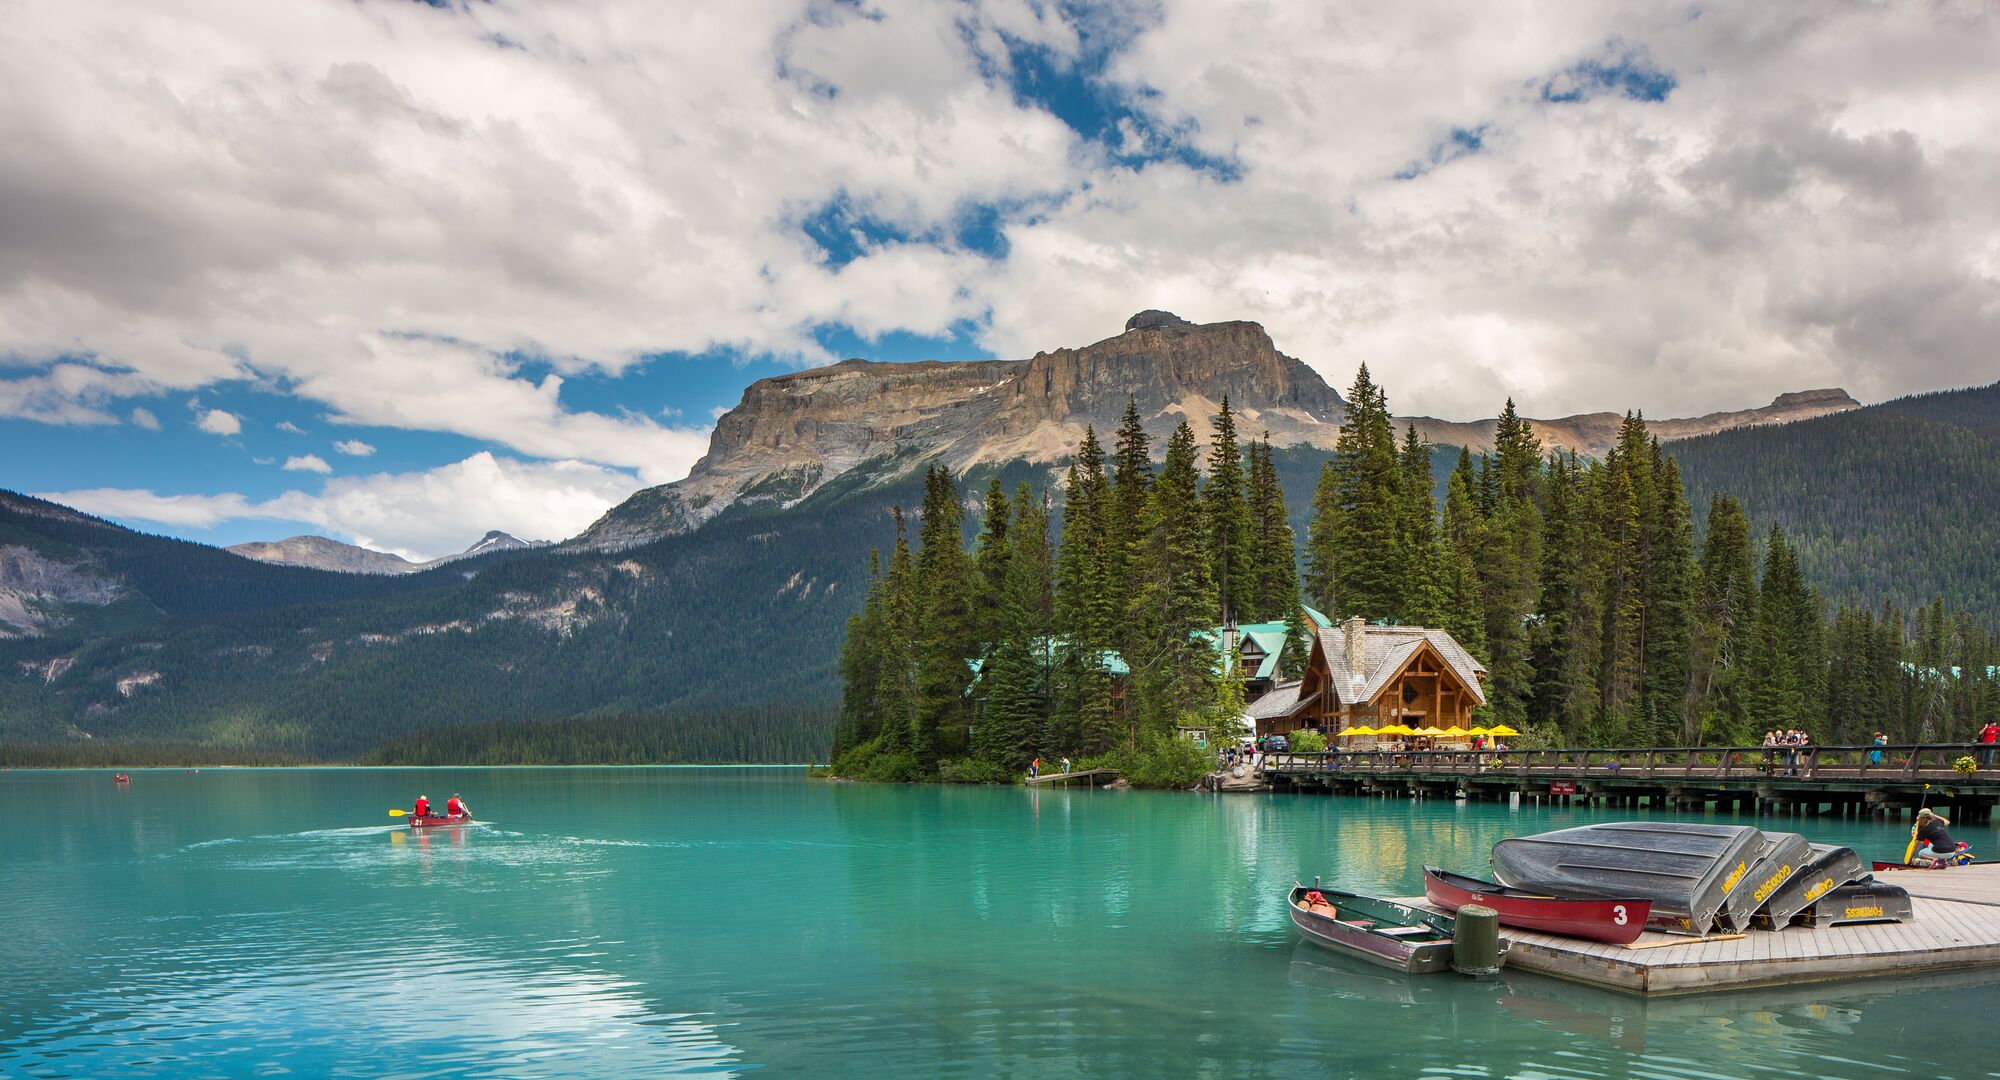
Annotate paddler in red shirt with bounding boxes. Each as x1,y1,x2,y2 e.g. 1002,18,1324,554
445,793,469,819
413,794,431,819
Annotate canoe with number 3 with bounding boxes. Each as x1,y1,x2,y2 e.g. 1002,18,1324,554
1423,867,1651,945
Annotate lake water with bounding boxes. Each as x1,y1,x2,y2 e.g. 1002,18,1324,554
1,767,1991,1078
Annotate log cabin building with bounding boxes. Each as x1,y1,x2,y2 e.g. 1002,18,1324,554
1247,616,1487,737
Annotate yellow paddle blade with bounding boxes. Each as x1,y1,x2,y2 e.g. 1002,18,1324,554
388,808,409,817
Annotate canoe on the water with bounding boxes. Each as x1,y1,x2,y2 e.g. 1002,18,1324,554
1491,822,1763,935
1871,857,1987,871
408,813,473,828
1423,867,1649,944
1289,884,1490,974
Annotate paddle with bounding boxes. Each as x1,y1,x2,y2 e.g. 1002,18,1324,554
389,808,409,817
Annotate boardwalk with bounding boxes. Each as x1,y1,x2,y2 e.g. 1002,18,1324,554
1261,742,2000,817
1393,865,2000,996
1025,769,1120,788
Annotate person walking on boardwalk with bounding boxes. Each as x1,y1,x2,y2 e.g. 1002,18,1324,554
1059,757,1070,776
1870,732,1888,766
1980,722,1998,766
1029,757,1040,781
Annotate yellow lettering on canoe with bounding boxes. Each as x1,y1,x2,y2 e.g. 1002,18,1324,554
1721,861,1747,894
1752,865,1794,903
1844,906,1884,919
1803,878,1835,902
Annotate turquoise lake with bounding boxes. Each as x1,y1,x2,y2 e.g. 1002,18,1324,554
2,767,1992,1077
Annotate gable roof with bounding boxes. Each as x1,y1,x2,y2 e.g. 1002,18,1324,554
1246,680,1320,721
1315,625,1488,707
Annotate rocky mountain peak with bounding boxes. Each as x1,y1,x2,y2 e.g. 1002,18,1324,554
1124,309,1192,332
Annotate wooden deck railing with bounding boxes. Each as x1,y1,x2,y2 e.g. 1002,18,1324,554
1258,743,2000,785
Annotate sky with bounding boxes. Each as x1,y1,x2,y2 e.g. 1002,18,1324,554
2,1,1996,559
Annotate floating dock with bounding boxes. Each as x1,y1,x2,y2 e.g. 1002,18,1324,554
1396,865,2000,996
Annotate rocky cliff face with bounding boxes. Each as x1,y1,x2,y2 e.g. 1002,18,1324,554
0,545,124,637
570,311,1860,551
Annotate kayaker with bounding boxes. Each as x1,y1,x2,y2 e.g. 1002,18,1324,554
445,793,469,818
414,794,432,819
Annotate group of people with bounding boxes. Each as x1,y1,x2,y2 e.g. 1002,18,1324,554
412,793,470,819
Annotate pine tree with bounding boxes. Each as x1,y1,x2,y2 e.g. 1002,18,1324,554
1248,438,1310,672
1329,364,1405,620
1641,448,1697,744
972,476,1012,652
874,508,921,757
1303,458,1342,616
1054,428,1120,754
1129,422,1218,733
1744,524,1825,734
1205,397,1254,624
1399,424,1446,628
1109,397,1153,654
1598,414,1651,734
1690,494,1757,744
978,484,1054,765
1531,452,1605,742
834,548,886,757
913,465,977,771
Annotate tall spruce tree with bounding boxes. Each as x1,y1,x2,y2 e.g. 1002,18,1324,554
1330,365,1406,620
1598,414,1651,735
972,476,1012,651
1109,397,1153,656
1690,494,1757,744
1054,429,1120,754
1531,452,1606,742
1744,524,1826,734
913,465,977,770
1129,421,1218,733
873,508,921,757
1304,458,1342,616
1641,448,1697,744
835,548,887,758
1248,438,1310,672
1205,397,1254,624
977,484,1054,765
1399,424,1447,628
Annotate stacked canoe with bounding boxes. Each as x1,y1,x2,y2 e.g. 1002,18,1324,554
1427,822,1910,941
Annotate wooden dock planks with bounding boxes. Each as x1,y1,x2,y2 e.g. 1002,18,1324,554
1394,867,2000,996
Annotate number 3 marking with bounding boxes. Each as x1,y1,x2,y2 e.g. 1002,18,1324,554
1613,905,1628,925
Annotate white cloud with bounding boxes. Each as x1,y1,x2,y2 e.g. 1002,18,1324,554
333,439,375,456
195,409,241,436
276,420,306,434
130,406,159,430
283,454,332,474
39,452,643,561
0,0,1995,441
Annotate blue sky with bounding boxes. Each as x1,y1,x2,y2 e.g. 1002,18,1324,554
3,1,1995,557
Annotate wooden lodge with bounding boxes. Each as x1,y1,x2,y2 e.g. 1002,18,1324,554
1247,616,1487,737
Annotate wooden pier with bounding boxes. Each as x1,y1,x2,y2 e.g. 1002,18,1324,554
1394,865,2000,996
1261,742,2000,820
1026,769,1120,787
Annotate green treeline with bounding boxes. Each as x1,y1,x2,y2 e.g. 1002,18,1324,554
362,705,836,766
0,743,315,768
835,370,2000,783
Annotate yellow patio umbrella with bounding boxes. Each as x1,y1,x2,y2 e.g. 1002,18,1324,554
1441,726,1470,737
1487,724,1523,737
1414,726,1447,737
1336,726,1374,737
1467,726,1493,736
1376,723,1415,736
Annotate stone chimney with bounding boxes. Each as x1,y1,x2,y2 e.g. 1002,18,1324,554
1343,616,1366,679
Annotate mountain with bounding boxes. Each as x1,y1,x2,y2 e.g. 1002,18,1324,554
571,311,1857,551
5,311,1967,764
1671,381,2000,622
227,536,420,575
227,531,549,575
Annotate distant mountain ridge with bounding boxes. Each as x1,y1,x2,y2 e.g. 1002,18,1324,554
570,311,1858,551
227,531,548,575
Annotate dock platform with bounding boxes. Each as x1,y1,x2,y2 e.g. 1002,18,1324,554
1395,865,2000,996
1025,769,1120,787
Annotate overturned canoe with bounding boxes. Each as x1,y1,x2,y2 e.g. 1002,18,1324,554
1753,844,1867,929
1792,880,1914,928
1491,822,1764,935
1717,831,1812,932
1423,867,1649,945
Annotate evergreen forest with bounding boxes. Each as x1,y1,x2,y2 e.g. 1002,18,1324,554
834,370,2000,785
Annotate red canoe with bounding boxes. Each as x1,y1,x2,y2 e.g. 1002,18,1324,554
408,813,473,828
1423,867,1651,945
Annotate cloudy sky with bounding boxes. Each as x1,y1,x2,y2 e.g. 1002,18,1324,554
3,1,1996,559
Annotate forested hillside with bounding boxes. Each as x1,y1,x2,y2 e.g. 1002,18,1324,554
1672,382,2000,622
